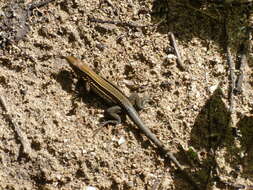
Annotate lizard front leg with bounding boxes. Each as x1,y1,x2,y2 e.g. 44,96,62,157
93,105,125,137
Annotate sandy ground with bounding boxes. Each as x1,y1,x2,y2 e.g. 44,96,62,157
0,0,253,189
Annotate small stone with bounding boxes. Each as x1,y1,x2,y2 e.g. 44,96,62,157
81,149,87,154
85,186,97,190
192,105,198,111
166,54,177,60
118,136,126,145
209,83,219,93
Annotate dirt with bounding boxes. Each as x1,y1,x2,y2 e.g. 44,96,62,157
0,0,253,189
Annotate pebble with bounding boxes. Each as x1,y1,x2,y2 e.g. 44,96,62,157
118,136,126,145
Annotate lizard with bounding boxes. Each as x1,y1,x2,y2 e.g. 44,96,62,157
65,56,199,189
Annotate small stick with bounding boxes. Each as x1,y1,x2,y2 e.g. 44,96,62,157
0,94,33,158
227,47,236,114
28,0,55,10
88,17,146,29
235,44,247,93
168,32,185,71
226,36,237,135
220,180,253,189
225,16,236,115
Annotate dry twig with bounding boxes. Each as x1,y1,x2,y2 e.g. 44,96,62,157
168,32,185,71
28,0,55,11
235,43,247,93
220,180,253,189
88,17,146,29
227,47,236,114
225,16,236,116
0,93,33,158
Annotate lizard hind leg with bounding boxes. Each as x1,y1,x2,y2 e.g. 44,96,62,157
92,105,124,137
103,105,123,125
